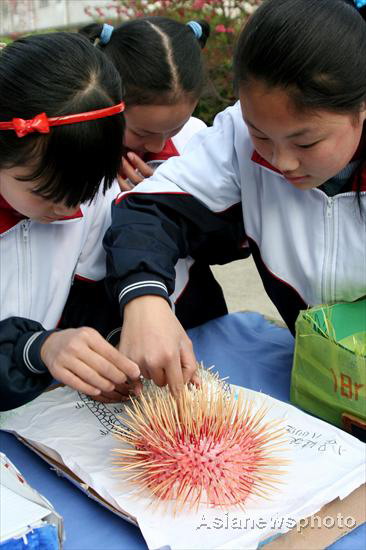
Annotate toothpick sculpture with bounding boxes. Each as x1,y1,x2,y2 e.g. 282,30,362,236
113,368,288,513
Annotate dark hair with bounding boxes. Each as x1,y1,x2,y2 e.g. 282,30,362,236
234,0,366,114
80,17,210,106
0,32,124,207
234,0,366,205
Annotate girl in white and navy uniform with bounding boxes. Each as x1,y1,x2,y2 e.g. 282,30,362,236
104,0,366,391
77,17,248,329
0,33,140,410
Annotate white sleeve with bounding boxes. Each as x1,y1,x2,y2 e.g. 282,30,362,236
75,180,120,281
130,104,244,213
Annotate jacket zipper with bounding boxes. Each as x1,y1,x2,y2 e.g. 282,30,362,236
321,197,335,303
20,220,31,317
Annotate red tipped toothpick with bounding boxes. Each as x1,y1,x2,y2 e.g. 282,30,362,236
113,367,288,513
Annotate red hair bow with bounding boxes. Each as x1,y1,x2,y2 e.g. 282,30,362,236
12,112,50,138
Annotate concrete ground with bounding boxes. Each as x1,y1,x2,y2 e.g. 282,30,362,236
211,257,285,325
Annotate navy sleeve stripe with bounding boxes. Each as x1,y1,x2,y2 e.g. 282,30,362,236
119,280,168,303
106,327,121,342
23,331,45,374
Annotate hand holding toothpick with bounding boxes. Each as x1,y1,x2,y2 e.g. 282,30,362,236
119,295,198,397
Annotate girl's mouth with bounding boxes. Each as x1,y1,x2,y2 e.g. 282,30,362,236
284,175,309,183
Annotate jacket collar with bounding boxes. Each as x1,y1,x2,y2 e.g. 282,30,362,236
251,150,282,175
144,138,179,162
0,196,26,233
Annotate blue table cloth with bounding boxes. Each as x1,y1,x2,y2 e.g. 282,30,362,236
1,312,365,549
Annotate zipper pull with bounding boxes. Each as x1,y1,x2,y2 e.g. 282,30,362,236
22,220,29,240
327,197,333,217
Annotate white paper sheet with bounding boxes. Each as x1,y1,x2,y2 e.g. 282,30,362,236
1,386,365,550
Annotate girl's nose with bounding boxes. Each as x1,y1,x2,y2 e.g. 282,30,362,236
272,146,299,173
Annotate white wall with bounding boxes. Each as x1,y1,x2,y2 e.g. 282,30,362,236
0,0,115,36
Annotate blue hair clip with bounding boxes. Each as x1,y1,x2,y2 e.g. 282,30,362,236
99,23,114,45
354,0,366,8
187,21,203,40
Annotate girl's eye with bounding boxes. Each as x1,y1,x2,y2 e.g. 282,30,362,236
31,190,48,200
297,141,321,149
252,135,269,141
128,128,146,138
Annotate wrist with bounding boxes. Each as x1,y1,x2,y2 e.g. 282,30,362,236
124,295,170,316
40,330,60,366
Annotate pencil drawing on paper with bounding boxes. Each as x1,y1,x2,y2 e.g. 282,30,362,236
77,392,130,435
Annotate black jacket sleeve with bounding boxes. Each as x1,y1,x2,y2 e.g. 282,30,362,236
59,277,122,339
0,317,54,411
104,192,248,318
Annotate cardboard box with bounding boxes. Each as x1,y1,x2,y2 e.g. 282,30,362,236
263,484,365,549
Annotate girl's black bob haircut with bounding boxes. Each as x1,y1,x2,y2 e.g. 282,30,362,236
0,32,124,207
234,0,366,115
79,17,210,106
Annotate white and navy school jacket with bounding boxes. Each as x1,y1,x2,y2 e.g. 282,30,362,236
0,182,119,410
104,101,366,333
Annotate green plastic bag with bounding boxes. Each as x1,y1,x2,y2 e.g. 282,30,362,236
290,300,366,433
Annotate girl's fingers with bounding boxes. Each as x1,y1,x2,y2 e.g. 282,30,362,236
57,355,116,393
94,382,142,403
78,346,129,386
93,395,128,403
55,368,101,396
180,339,197,385
162,355,184,397
121,157,143,185
95,390,128,402
126,152,154,178
117,173,133,191
144,365,166,387
131,379,143,396
111,382,133,394
42,327,139,394
190,372,201,387
94,381,136,402
88,334,140,382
